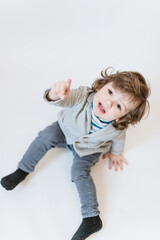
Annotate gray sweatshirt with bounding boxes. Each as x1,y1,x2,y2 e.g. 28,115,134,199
44,86,126,157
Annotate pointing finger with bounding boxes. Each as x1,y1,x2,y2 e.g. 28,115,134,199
66,79,72,89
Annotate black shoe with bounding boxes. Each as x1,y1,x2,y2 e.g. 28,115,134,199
71,215,102,240
1,168,29,190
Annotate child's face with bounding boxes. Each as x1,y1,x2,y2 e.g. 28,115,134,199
93,82,136,122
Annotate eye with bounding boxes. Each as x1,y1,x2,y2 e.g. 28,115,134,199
108,89,113,95
117,104,121,110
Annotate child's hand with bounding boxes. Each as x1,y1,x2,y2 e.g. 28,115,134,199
48,79,72,100
103,152,128,171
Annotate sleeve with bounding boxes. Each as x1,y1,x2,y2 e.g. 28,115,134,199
43,86,91,108
110,130,126,156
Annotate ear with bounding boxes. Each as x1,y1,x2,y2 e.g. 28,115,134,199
115,118,120,122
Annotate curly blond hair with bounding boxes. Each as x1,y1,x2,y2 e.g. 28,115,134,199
91,67,150,130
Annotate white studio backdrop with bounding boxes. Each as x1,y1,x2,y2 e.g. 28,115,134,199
0,0,160,239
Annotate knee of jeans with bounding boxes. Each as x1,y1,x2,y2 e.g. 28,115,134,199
38,125,56,145
71,162,90,182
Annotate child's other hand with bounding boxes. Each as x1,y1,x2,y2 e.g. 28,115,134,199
49,79,72,100
103,152,128,171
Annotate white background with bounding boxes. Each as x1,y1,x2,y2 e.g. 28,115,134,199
0,0,160,239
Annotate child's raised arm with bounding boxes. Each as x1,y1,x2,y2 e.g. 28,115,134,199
47,79,72,101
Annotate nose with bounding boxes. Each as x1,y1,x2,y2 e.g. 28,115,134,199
106,99,113,108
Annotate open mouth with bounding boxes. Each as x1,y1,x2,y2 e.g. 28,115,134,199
98,102,106,113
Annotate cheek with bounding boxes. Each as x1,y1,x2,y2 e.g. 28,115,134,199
93,94,100,105
117,111,127,119
93,96,98,112
111,109,125,119
93,96,96,106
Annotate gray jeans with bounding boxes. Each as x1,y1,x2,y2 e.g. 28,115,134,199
18,121,101,218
